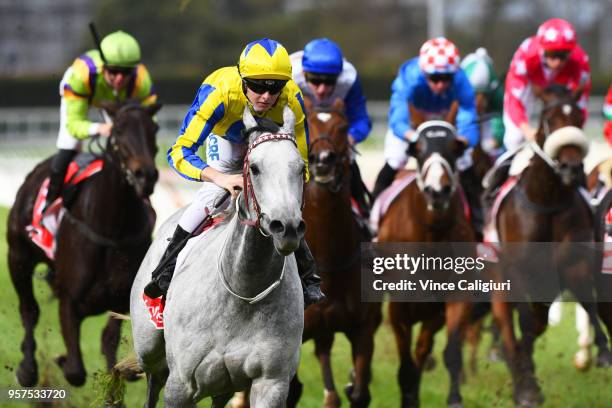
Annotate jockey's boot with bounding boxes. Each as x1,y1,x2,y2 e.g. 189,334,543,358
144,225,191,298
295,238,325,308
350,160,372,218
372,162,398,200
43,149,76,214
460,166,484,240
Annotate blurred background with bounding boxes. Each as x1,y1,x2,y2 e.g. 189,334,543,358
1,2,612,406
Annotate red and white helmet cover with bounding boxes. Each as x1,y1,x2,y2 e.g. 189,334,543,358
419,37,460,74
537,18,577,52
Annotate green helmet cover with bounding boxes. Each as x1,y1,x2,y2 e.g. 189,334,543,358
100,30,141,68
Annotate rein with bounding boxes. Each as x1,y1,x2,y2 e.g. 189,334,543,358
217,209,287,304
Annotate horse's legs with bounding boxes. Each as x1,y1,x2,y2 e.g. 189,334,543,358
144,368,168,408
212,393,233,408
56,298,86,386
572,304,593,370
491,300,531,405
8,249,40,387
443,301,471,408
164,370,196,408
313,335,341,408
345,323,377,408
577,300,612,367
513,303,545,407
101,316,122,371
389,305,419,408
286,374,303,408
250,378,290,408
415,316,444,370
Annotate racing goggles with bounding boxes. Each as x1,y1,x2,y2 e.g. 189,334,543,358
105,66,135,76
305,73,338,86
243,78,287,95
427,73,454,84
544,50,570,61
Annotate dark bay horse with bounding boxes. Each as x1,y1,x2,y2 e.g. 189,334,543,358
491,85,612,406
7,101,161,387
377,119,475,408
286,98,382,408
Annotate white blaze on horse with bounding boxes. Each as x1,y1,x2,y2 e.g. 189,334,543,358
130,106,306,408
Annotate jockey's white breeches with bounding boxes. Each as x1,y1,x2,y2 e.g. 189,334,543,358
178,135,246,232
502,112,527,152
383,127,473,172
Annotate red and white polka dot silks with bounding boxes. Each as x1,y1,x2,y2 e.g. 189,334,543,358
418,37,460,74
536,18,577,52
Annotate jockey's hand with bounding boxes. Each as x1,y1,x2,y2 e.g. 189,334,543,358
201,167,243,198
520,122,537,142
403,130,416,142
98,122,113,137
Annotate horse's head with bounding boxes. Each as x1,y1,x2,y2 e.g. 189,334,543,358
408,120,466,212
241,105,306,255
102,101,162,198
305,97,350,190
536,85,588,187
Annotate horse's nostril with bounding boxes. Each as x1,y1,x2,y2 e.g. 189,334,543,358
134,169,145,180
297,221,306,235
441,185,452,195
269,220,284,234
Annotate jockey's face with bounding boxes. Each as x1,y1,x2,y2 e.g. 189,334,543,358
103,66,134,92
244,78,285,112
544,50,570,71
305,73,337,100
426,73,453,95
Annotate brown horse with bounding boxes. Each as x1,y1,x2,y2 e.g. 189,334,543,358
377,119,475,408
491,85,612,407
287,98,382,408
7,101,161,387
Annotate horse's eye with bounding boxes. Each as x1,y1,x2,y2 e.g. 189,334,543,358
250,164,260,176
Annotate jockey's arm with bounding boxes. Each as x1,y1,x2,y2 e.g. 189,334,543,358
344,76,372,144
167,83,225,181
454,70,480,147
200,167,243,198
389,70,414,142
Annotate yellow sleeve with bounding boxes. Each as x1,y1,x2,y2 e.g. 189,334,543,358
290,89,310,182
167,83,227,181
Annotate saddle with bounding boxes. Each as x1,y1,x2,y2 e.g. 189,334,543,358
27,153,103,260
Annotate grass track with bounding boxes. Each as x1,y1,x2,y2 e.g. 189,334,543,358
0,206,611,407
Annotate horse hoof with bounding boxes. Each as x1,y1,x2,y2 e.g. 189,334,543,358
55,355,86,386
515,389,544,408
448,403,464,408
16,361,38,387
423,355,436,371
323,389,341,408
596,350,612,368
573,349,592,372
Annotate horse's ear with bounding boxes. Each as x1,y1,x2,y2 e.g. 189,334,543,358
242,106,258,130
303,94,314,114
100,101,121,118
281,105,296,134
454,137,468,157
146,103,163,117
445,101,459,126
332,98,345,113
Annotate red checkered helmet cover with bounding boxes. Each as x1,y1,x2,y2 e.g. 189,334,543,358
419,37,460,74
536,18,577,51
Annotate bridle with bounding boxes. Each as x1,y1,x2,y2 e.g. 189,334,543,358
239,130,305,232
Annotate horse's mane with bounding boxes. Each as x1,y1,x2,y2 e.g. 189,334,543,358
542,83,573,100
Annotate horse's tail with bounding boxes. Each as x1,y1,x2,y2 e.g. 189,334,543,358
108,311,131,321
114,354,143,379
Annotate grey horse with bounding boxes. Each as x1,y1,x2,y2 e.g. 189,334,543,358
130,105,306,407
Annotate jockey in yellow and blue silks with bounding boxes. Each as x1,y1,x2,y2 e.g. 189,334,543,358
145,39,324,307
290,38,373,216
44,30,156,212
372,37,484,234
